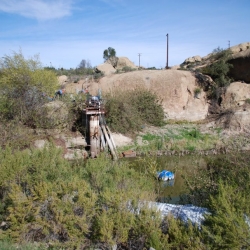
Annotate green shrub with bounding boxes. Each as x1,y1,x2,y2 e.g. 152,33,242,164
201,48,233,89
194,87,201,98
0,50,58,95
93,71,104,79
105,87,165,134
122,66,136,72
202,182,250,249
0,51,59,127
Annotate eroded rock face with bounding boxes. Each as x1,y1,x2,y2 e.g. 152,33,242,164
116,57,137,70
215,107,250,133
215,81,250,132
184,55,202,64
228,49,250,83
95,63,116,76
89,70,209,121
33,130,88,159
221,81,250,109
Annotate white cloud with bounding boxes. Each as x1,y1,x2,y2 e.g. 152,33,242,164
0,0,73,20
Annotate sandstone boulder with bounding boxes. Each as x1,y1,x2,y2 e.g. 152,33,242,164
229,42,250,53
64,149,88,160
34,140,47,149
33,129,88,159
88,70,209,121
106,56,119,68
116,57,137,70
215,106,250,133
184,55,202,64
95,63,116,76
221,81,250,109
63,136,87,148
58,75,68,86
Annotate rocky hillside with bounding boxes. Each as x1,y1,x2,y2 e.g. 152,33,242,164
181,42,250,83
63,42,250,134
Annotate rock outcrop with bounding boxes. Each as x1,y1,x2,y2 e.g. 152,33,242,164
221,81,250,109
182,42,250,83
88,70,209,121
214,81,250,132
95,57,137,76
58,75,68,86
184,55,202,64
33,130,88,159
95,63,116,76
116,57,137,70
228,47,250,83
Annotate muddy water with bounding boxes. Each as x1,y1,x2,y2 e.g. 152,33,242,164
155,155,207,204
127,155,208,204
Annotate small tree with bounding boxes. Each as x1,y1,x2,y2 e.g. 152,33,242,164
78,59,92,69
103,47,118,68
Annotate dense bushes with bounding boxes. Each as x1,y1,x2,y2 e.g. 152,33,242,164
0,146,250,249
182,153,250,249
0,145,162,249
200,48,233,100
105,87,165,134
201,47,233,88
0,51,59,127
0,51,58,94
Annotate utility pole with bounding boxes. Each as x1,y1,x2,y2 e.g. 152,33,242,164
166,34,169,69
138,53,142,68
228,40,230,49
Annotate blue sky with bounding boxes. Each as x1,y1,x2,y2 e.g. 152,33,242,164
0,0,249,69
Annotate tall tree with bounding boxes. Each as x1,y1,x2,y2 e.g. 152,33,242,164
103,47,118,68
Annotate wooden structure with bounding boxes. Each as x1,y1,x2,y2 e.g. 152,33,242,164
82,98,118,160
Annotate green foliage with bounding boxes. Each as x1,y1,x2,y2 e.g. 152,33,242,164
183,153,250,209
0,145,162,248
1,143,249,249
0,51,60,127
105,87,165,134
142,133,161,141
202,182,250,249
163,215,205,249
0,50,58,95
122,66,136,72
93,71,104,79
0,239,47,249
194,87,201,98
103,47,116,62
201,48,233,99
134,127,217,153
131,208,169,250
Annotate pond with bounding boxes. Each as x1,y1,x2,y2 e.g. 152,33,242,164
125,154,209,205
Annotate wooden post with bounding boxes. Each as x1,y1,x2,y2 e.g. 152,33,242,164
90,116,100,158
106,125,117,150
100,128,106,151
101,125,118,160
